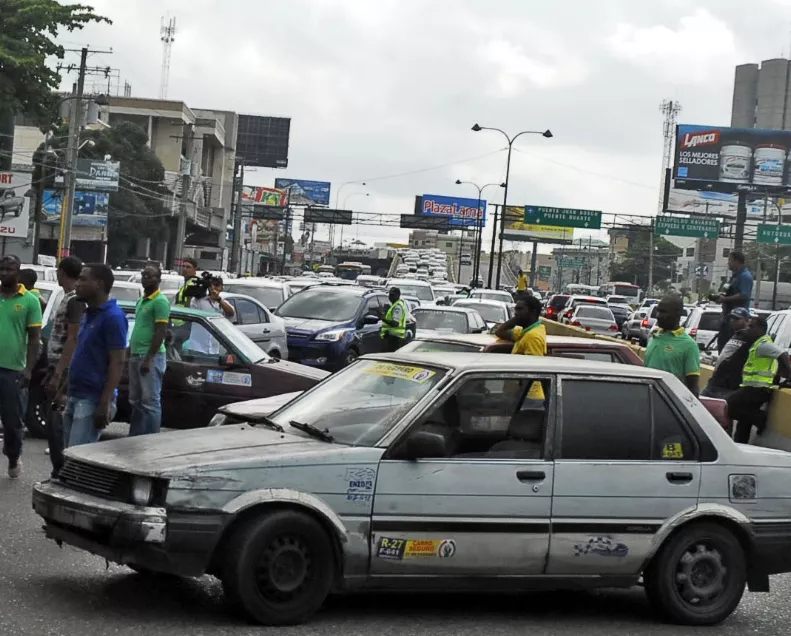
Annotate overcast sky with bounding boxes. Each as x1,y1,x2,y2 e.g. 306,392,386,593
55,0,791,250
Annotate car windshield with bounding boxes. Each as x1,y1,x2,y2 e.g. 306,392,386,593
609,305,630,316
413,309,468,333
472,291,512,302
270,359,446,446
455,301,506,324
401,340,482,354
577,306,613,320
224,284,284,309
276,288,362,321
549,295,570,309
698,312,722,331
37,287,54,302
208,316,269,364
395,284,434,301
608,296,627,304
112,286,141,302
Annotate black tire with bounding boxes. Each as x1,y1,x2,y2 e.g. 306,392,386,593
127,564,177,578
343,348,359,367
269,350,281,360
645,522,747,626
25,385,49,439
221,510,334,626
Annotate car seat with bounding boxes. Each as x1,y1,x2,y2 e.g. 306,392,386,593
419,395,461,457
486,409,545,458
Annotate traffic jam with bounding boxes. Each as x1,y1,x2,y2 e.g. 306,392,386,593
28,251,791,627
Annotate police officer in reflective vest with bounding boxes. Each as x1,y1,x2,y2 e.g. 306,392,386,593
727,316,791,444
381,287,407,352
175,257,199,308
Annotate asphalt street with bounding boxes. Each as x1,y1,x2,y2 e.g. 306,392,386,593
1,426,790,635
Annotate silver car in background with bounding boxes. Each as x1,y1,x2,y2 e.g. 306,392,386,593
223,278,293,312
569,304,620,336
222,292,289,359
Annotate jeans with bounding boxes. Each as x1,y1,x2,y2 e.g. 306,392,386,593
63,397,117,448
128,353,166,437
727,386,773,444
0,369,25,462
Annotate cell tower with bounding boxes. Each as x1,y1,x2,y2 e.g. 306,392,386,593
658,99,682,213
159,16,176,99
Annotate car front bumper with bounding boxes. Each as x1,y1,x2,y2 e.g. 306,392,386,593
33,480,226,576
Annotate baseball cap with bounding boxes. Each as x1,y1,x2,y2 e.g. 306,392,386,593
729,307,750,319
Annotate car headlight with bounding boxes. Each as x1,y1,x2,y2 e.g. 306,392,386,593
315,329,353,342
131,476,153,506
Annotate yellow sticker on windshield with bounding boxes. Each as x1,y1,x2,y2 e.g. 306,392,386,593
662,443,684,459
364,362,436,383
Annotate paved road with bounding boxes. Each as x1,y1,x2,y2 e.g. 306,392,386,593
3,429,790,635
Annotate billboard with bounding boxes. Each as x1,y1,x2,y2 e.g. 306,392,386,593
674,124,791,193
274,179,331,206
304,208,352,225
241,185,287,206
54,159,120,191
500,206,573,244
43,190,110,227
418,194,486,228
0,172,33,238
237,115,290,169
667,188,781,220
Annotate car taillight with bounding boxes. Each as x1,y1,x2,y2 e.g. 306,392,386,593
572,320,581,327
609,324,618,331
690,328,698,338
641,319,649,327
547,307,555,315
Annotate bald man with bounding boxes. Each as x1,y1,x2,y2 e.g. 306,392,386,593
644,295,700,396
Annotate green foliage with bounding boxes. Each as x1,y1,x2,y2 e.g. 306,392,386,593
610,230,680,292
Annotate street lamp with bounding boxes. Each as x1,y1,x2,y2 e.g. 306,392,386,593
455,179,505,286
471,123,552,289
339,192,370,252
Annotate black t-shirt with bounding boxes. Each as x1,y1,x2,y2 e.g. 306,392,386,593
709,330,757,390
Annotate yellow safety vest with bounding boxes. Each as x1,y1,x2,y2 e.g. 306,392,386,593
381,299,407,339
742,335,778,388
175,277,198,308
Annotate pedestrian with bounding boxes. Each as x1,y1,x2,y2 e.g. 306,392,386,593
175,257,199,308
19,268,47,312
44,256,85,477
380,287,408,352
189,275,234,318
644,295,701,396
700,308,753,400
128,264,170,437
495,296,546,399
62,264,128,448
715,250,753,352
0,255,43,478
727,316,791,444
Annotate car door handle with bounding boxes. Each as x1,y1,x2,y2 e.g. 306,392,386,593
262,328,270,334
666,472,693,484
516,470,545,482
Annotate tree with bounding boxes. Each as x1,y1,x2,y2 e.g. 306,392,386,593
36,121,171,266
610,230,680,293
0,1,110,168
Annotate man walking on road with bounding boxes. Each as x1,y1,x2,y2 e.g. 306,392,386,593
727,316,791,444
63,264,128,448
44,256,85,476
381,287,408,352
715,250,753,352
0,255,42,478
644,295,701,396
128,264,170,437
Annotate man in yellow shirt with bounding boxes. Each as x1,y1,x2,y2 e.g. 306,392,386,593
516,269,528,294
495,296,546,399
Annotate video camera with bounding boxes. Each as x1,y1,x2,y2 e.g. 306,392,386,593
185,271,224,299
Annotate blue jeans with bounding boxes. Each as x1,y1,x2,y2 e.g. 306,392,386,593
63,396,117,448
0,369,25,462
128,353,166,437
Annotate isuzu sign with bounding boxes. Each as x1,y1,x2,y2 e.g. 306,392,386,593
674,124,791,193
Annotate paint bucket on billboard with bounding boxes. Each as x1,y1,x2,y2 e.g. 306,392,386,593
719,144,752,183
753,144,785,186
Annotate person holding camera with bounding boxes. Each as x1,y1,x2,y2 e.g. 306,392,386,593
190,274,234,318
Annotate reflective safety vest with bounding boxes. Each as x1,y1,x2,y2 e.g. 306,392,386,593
742,335,778,388
175,277,198,308
381,299,407,339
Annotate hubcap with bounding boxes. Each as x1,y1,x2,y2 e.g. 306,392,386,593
256,536,312,601
675,542,727,606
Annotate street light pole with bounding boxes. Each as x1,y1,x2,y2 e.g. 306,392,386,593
471,124,552,289
455,180,505,286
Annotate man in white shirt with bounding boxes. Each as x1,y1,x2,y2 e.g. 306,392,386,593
188,278,234,355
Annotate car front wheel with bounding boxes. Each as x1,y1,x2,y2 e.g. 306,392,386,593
645,522,746,625
221,510,334,625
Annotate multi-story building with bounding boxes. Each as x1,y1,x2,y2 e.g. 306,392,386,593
732,58,791,130
407,229,477,257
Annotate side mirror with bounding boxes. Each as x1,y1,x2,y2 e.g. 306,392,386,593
269,306,278,313
364,314,380,325
404,427,447,460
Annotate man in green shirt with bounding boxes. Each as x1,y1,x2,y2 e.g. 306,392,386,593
644,294,700,396
0,255,42,478
128,264,170,436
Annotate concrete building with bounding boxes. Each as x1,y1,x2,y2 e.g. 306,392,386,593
407,229,477,258
550,238,610,290
731,59,791,129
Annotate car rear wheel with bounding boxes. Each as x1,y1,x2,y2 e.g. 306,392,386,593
645,522,746,625
221,510,334,625
344,348,359,367
269,349,281,360
25,384,49,439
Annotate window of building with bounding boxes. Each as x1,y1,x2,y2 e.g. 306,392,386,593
446,242,453,248
686,247,695,257
722,247,731,258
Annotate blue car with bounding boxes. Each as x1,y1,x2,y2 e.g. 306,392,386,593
276,285,392,370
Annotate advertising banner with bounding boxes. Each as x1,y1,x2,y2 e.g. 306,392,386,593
274,178,331,206
419,193,487,228
241,185,287,206
674,124,791,193
667,188,777,219
43,189,110,227
0,172,33,238
501,206,573,243
54,159,121,191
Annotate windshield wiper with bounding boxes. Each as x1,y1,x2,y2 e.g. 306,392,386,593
289,420,334,443
245,414,285,432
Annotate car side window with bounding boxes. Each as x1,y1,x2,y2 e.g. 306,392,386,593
652,388,695,461
554,351,616,363
363,297,381,319
257,305,270,324
560,380,651,460
168,316,228,363
235,299,261,325
410,376,552,459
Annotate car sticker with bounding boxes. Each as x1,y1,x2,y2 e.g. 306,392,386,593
363,362,435,384
662,443,684,459
206,370,252,387
345,467,375,502
377,537,456,559
573,537,628,558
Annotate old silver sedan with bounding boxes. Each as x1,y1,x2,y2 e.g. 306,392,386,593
33,354,791,626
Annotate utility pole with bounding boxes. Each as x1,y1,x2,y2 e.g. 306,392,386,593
58,47,88,261
172,123,194,269
281,189,292,274
230,158,244,274
487,205,500,289
647,219,654,294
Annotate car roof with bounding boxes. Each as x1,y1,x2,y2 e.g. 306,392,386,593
388,278,431,286
295,284,378,296
113,280,140,288
365,351,664,378
116,300,216,318
224,278,287,288
411,331,632,349
413,305,479,315
454,298,511,308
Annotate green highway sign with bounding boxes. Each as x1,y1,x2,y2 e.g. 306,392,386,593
654,216,720,239
537,265,552,280
757,223,791,245
556,257,585,268
524,205,602,229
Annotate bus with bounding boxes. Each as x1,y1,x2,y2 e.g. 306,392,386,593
317,264,335,275
336,261,372,281
599,281,643,306
564,283,600,297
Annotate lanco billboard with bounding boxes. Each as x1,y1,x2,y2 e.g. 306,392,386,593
674,124,791,193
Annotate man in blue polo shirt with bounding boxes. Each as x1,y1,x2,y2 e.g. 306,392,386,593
62,264,128,447
715,250,753,352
